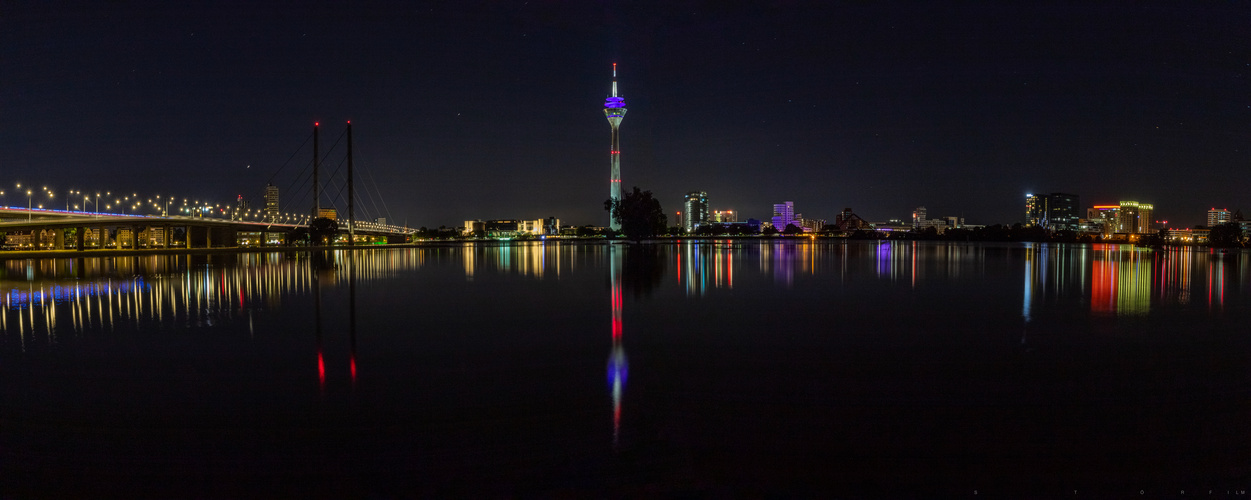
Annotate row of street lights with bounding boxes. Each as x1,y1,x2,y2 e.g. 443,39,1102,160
5,182,341,229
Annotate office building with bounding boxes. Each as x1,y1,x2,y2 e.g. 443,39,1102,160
684,191,708,232
1087,206,1119,234
913,206,927,228
1025,193,1080,230
772,201,797,231
1047,193,1080,230
264,184,279,222
464,218,559,237
711,210,737,223
1208,208,1232,228
1117,201,1153,234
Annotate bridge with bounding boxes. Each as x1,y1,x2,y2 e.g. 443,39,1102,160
0,207,411,250
0,122,414,251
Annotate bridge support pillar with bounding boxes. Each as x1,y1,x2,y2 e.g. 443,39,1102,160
54,229,65,250
207,226,213,248
185,226,192,249
76,227,85,251
131,226,140,249
163,225,171,248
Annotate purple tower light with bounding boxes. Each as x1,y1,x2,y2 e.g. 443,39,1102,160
605,63,626,231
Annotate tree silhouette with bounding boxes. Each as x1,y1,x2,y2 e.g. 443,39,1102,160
309,217,338,245
605,187,667,241
1208,222,1244,248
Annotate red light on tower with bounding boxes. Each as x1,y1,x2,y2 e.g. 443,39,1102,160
314,122,319,126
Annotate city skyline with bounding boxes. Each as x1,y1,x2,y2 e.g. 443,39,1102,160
3,3,1248,228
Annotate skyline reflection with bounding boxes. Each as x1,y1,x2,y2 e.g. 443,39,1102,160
3,241,1251,493
2,242,1249,345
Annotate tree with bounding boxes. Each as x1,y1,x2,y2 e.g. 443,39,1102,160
605,187,667,241
783,223,804,235
1208,222,1244,248
285,227,310,246
309,217,338,245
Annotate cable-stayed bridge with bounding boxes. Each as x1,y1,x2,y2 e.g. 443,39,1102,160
0,123,413,251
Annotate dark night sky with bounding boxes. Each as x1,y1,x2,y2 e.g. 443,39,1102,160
2,2,1248,227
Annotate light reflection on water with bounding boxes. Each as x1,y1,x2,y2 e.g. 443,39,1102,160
0,250,427,344
2,242,1249,341
2,240,1251,494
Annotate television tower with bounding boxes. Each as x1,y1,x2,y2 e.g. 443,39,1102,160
604,63,626,231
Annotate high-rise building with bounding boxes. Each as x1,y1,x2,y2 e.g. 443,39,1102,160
1117,201,1153,234
684,191,708,232
772,201,797,231
1026,193,1080,230
264,184,279,222
1047,193,1080,230
1024,194,1047,227
604,63,627,231
913,206,928,228
1208,208,1232,227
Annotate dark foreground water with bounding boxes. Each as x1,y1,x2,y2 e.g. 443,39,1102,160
1,241,1250,496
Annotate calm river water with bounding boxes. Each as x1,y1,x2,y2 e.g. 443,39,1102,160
1,240,1249,496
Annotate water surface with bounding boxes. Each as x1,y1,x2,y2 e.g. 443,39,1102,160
2,241,1249,495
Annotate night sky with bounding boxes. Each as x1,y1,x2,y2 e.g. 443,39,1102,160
3,2,1248,227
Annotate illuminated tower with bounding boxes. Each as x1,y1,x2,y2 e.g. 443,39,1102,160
604,63,627,231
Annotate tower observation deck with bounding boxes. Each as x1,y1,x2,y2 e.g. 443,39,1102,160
604,63,627,231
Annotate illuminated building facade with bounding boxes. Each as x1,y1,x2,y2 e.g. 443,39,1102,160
1025,193,1080,230
772,201,797,231
1088,206,1119,234
264,184,279,222
913,206,927,229
1167,228,1209,244
799,217,825,232
684,191,708,232
463,219,558,238
604,63,626,231
1207,208,1231,227
1025,195,1046,226
1117,201,1153,234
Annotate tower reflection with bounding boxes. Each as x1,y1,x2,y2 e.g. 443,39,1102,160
607,244,627,449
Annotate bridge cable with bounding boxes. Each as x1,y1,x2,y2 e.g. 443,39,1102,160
266,130,313,186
